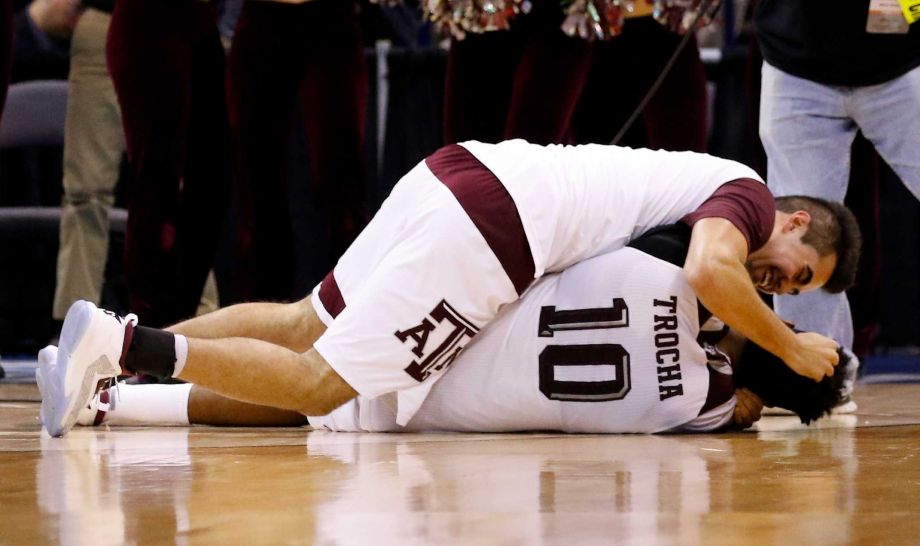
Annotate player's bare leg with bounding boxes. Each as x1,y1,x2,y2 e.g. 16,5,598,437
176,338,356,416
40,300,353,436
187,385,309,426
167,296,325,352
127,296,325,426
144,294,343,417
37,344,307,428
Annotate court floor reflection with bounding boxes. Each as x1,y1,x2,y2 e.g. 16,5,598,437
302,430,867,545
0,428,884,545
2,383,920,544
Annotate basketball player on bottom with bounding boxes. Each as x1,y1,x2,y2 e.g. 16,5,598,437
38,226,847,434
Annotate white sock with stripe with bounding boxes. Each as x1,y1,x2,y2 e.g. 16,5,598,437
100,383,192,426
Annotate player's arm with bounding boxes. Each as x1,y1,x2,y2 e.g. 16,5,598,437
684,217,835,381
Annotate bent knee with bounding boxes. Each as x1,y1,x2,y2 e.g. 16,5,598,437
280,297,326,352
293,349,357,416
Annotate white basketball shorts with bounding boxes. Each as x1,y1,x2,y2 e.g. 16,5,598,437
311,144,535,425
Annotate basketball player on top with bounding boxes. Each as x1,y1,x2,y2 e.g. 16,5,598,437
40,225,847,433
39,140,861,437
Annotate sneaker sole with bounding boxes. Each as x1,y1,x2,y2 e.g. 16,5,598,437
762,401,858,418
37,345,59,431
36,367,52,430
832,400,858,414
47,302,121,437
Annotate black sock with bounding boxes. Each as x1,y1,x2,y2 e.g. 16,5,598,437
124,326,177,379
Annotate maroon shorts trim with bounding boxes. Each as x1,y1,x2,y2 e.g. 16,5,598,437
425,144,535,295
318,270,346,319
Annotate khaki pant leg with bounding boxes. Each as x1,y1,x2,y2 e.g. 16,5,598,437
196,271,220,317
53,9,125,320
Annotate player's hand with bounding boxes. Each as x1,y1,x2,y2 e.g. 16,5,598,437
732,388,763,429
784,332,840,381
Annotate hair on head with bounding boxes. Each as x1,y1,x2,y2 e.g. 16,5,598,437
734,341,847,424
775,195,862,293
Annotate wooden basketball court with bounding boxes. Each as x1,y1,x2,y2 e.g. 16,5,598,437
3,376,920,544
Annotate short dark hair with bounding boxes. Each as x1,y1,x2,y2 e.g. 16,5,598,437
775,195,862,293
733,341,848,425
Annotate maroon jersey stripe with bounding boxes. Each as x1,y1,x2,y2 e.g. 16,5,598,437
426,144,535,295
319,270,346,319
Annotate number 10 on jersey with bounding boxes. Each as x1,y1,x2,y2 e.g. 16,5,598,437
538,299,631,402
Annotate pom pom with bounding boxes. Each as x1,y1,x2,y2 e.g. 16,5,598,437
651,0,722,35
561,0,633,41
422,0,531,39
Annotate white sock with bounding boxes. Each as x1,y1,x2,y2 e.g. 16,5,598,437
102,383,192,426
172,334,189,378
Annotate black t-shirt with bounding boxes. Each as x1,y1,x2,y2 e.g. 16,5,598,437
754,0,920,86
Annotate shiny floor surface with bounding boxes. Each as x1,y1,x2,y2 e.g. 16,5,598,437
3,382,920,545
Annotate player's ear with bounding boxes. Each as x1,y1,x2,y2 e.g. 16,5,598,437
785,210,811,233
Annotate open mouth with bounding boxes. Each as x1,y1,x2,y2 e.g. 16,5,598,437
757,268,776,293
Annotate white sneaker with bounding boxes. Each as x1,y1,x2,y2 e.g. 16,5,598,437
832,348,860,414
832,397,858,414
37,352,112,428
40,301,137,437
36,345,59,430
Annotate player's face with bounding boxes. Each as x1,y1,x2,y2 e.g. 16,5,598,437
745,230,837,296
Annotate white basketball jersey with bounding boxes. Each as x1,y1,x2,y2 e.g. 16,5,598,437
311,248,725,433
460,140,765,276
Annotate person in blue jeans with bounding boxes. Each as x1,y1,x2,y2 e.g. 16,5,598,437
755,0,920,410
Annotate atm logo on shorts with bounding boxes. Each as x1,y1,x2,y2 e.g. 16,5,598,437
395,300,480,382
